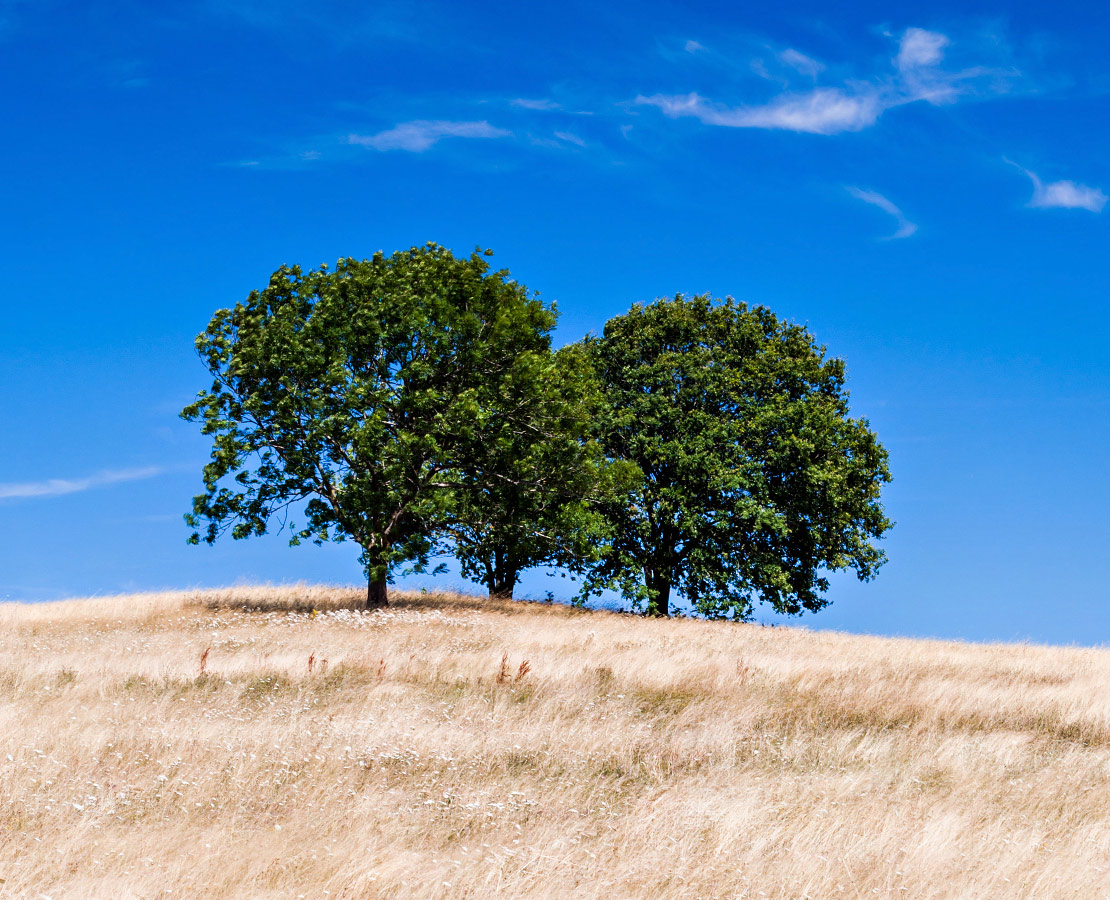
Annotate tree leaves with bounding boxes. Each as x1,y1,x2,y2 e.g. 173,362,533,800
445,343,623,599
580,294,892,619
182,244,559,601
183,254,892,620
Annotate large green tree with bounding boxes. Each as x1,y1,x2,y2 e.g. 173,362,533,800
182,244,560,608
581,294,892,619
446,343,619,600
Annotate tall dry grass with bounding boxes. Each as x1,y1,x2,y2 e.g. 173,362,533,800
2,585,1109,899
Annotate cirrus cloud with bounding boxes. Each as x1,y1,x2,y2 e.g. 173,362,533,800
897,27,950,70
638,87,883,135
349,120,511,152
637,27,1016,136
511,98,560,111
847,187,918,239
0,466,164,502
780,48,824,79
1007,160,1106,213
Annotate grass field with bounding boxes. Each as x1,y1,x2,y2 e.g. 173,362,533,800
2,586,1109,899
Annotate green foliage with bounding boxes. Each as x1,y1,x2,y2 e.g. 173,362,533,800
181,244,559,603
445,342,618,599
580,294,892,619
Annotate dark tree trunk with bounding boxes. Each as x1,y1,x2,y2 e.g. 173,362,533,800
646,572,671,617
486,546,516,601
488,574,516,601
366,574,389,610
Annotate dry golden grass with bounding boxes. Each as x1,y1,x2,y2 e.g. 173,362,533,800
2,585,1110,899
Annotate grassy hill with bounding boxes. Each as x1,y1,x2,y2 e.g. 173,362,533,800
2,587,1109,899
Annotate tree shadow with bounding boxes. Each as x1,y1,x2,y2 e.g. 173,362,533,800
188,584,594,617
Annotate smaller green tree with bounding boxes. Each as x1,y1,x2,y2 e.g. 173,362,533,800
581,294,892,619
182,244,558,608
445,344,619,600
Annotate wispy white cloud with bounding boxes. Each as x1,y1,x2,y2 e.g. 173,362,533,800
742,90,878,133
511,98,560,111
896,27,949,70
1007,160,1106,212
510,97,594,117
0,466,164,501
638,26,1016,136
1032,180,1108,212
638,88,882,135
349,120,511,152
892,27,965,105
749,59,773,82
684,39,705,53
554,131,586,146
847,187,918,239
779,48,823,79
528,130,589,150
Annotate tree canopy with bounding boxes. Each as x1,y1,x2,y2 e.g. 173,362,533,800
444,342,617,600
580,294,892,619
183,248,891,620
182,244,565,607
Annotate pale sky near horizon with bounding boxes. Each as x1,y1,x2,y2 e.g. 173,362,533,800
2,0,1108,645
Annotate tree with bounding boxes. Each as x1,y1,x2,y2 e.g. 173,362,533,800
182,244,559,608
580,294,892,619
445,343,618,600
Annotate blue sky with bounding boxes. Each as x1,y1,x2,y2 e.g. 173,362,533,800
2,0,1108,644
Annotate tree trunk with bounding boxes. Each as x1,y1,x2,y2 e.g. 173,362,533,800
487,547,516,601
366,574,389,610
488,574,516,601
646,573,671,617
